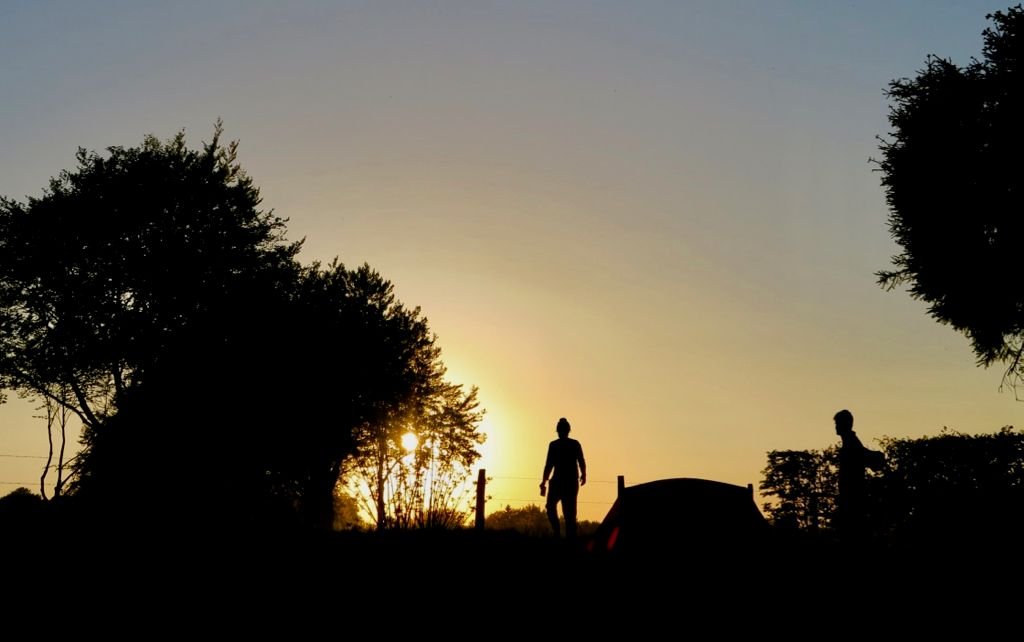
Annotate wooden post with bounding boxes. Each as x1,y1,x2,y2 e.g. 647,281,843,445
617,475,626,551
747,483,754,496
475,468,486,531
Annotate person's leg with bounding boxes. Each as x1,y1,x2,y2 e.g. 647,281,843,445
563,491,578,539
546,493,561,538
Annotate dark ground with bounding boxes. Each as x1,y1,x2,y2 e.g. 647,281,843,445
3,519,1019,635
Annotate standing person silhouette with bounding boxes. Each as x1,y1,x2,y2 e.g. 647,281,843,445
834,409,883,544
540,417,587,539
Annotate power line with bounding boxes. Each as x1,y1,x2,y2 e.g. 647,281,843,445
489,476,619,484
0,453,79,466
489,497,613,505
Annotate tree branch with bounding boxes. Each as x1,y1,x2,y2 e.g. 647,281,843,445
67,376,101,428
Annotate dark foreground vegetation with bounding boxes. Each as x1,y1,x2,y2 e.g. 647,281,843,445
2,495,1019,628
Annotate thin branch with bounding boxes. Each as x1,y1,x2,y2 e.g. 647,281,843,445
40,397,54,500
67,376,100,428
14,367,97,429
998,340,1024,401
55,386,70,497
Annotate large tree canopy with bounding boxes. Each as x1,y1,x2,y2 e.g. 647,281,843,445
0,122,299,427
0,125,485,530
72,259,469,530
877,6,1024,382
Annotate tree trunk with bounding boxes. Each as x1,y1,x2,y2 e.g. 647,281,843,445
54,400,68,498
41,398,54,500
376,436,386,530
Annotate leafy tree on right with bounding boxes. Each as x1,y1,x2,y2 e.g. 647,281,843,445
877,6,1024,390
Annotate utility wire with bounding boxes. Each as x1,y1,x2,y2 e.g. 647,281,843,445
489,498,613,505
489,476,619,484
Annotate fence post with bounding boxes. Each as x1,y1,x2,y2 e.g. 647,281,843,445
617,475,625,498
475,468,486,531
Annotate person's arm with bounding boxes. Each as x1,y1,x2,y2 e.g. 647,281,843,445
578,441,587,486
540,443,554,494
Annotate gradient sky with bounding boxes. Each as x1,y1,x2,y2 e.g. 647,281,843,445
1,1,1020,521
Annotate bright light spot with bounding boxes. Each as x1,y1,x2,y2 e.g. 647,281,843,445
401,432,419,452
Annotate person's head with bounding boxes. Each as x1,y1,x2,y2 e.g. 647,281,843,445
834,409,854,435
556,417,571,437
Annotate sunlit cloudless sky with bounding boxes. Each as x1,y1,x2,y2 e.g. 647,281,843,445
1,0,1020,520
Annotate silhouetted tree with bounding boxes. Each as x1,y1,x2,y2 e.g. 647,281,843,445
294,262,485,531
485,504,554,536
0,123,310,526
388,383,484,529
345,387,485,530
759,448,838,531
877,427,1024,544
71,260,469,531
0,121,299,429
876,7,1024,390
0,487,45,530
1,125,483,531
35,385,72,499
340,280,485,530
0,486,41,506
762,428,1024,543
484,503,600,537
333,488,364,530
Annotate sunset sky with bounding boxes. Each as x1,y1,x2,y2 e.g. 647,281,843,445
2,1,1021,521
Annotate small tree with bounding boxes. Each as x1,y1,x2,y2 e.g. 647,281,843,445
386,384,485,529
484,503,601,537
760,448,838,531
0,487,48,537
346,385,485,529
485,504,552,536
35,383,73,499
333,489,364,531
340,275,486,530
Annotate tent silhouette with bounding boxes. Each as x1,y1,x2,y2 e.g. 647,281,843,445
589,478,769,557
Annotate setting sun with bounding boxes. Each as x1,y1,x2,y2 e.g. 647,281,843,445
401,432,419,452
